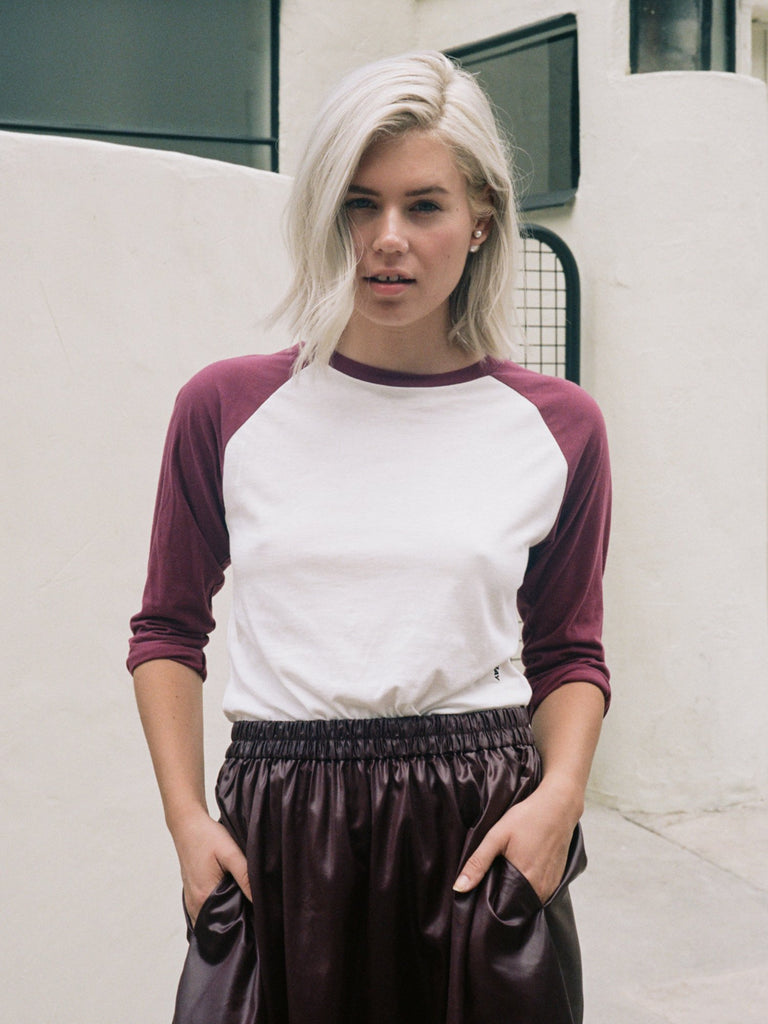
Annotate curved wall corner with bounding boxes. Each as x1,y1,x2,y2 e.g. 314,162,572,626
0,130,292,1023
577,72,768,812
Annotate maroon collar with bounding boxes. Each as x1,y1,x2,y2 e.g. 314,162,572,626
329,351,498,388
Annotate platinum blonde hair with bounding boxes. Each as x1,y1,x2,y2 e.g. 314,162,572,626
275,51,520,368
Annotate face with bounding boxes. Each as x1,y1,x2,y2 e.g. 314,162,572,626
342,132,487,350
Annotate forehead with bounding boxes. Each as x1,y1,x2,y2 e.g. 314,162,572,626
352,131,466,191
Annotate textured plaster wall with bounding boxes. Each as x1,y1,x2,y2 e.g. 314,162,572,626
279,0,418,171
0,130,292,1023
578,68,768,812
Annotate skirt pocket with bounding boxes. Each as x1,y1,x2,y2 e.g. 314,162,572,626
451,825,586,1024
173,875,262,1024
182,875,233,943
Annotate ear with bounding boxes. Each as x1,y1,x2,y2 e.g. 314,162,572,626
470,185,495,246
469,212,493,253
471,218,492,243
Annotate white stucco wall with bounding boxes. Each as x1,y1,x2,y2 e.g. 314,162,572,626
0,130,292,1023
573,68,768,812
279,0,418,170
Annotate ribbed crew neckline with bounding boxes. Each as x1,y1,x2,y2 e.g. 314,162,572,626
329,350,498,388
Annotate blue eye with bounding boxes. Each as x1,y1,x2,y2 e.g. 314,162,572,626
345,197,374,210
412,200,440,213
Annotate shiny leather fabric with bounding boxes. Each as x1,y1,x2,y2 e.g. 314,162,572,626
173,709,585,1024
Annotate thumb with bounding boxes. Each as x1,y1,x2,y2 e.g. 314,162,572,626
453,831,504,893
219,843,253,904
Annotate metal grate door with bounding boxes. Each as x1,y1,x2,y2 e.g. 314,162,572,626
516,224,580,383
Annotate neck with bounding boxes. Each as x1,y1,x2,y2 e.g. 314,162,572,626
337,316,479,375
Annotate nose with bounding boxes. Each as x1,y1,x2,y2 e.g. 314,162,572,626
373,208,409,254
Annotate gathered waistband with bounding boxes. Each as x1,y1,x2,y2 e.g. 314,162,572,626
226,706,533,761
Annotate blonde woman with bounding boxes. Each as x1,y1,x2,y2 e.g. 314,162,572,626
130,51,611,1024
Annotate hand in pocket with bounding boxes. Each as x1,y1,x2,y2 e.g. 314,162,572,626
453,784,580,902
173,809,252,927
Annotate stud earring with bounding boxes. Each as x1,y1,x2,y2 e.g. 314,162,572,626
469,244,480,253
473,229,483,238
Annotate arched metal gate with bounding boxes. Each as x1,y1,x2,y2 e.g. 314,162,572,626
516,224,580,384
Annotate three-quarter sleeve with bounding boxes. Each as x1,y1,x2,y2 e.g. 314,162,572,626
127,374,230,679
516,391,612,714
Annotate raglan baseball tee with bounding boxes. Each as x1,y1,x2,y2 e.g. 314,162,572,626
128,345,611,720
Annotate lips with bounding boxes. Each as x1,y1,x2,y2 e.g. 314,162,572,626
363,273,415,299
365,273,415,283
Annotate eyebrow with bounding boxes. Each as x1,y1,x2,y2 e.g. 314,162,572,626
346,184,450,197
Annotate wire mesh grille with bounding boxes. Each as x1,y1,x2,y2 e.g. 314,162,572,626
515,225,580,382
515,231,569,379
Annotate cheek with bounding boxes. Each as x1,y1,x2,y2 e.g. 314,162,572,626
436,224,471,258
348,224,366,263
433,234,471,276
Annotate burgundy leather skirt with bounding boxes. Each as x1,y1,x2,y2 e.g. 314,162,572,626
173,707,586,1024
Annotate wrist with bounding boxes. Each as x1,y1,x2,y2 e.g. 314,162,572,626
164,798,210,839
536,772,586,825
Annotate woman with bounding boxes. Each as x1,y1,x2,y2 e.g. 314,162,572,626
129,52,611,1024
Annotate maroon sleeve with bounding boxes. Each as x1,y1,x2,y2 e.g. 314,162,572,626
127,371,231,679
127,348,297,679
516,381,612,714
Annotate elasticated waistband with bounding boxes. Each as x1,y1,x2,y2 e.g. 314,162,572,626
225,706,533,761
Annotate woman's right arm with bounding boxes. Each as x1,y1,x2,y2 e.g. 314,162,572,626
133,659,252,924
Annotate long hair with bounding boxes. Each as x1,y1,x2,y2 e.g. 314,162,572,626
274,51,520,368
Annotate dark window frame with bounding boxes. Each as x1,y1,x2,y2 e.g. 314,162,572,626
630,0,736,74
0,1,281,172
447,15,579,212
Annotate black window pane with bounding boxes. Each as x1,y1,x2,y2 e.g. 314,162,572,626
0,0,276,166
631,0,735,73
448,17,578,211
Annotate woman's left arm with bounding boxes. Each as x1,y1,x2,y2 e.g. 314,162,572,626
452,681,605,899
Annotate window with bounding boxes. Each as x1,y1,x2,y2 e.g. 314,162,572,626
630,0,735,73
752,12,768,82
447,16,579,211
0,0,279,170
